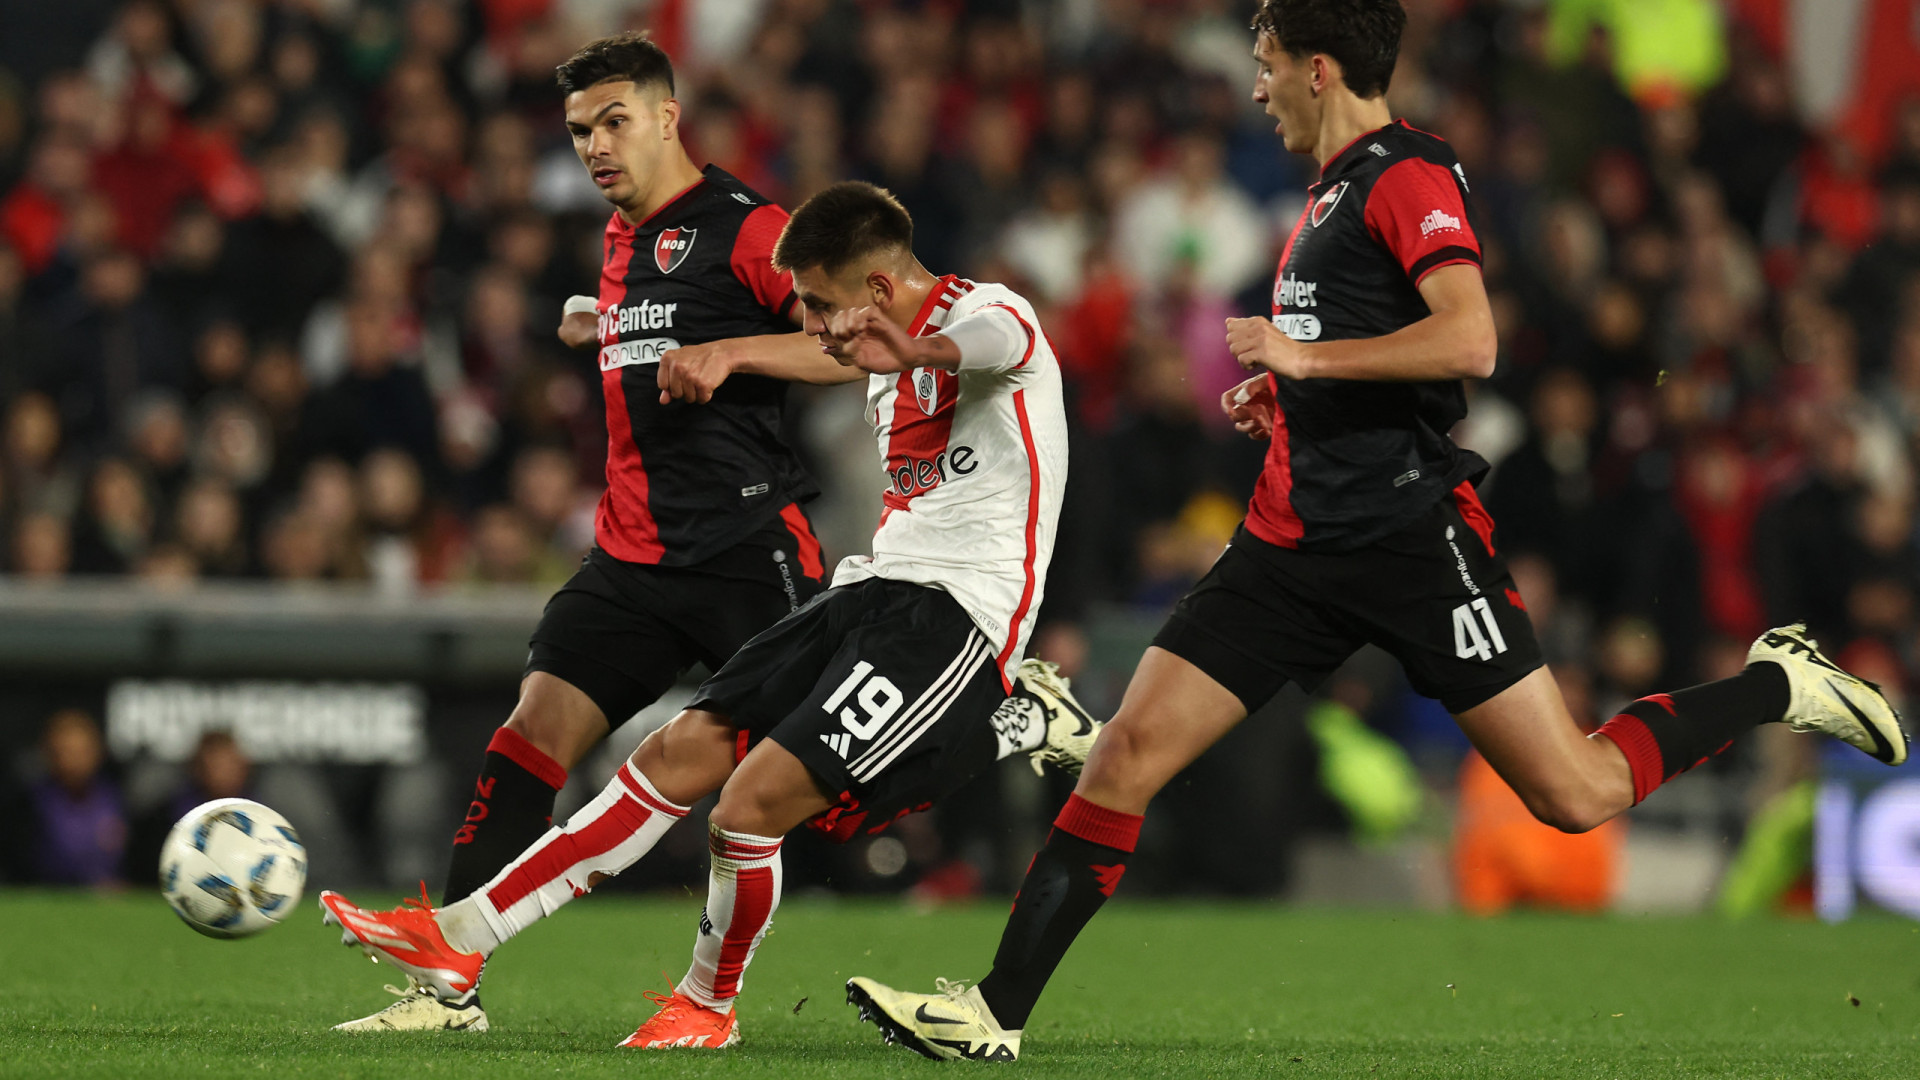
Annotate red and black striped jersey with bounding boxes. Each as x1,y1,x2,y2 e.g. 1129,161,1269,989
592,165,818,566
1245,120,1491,553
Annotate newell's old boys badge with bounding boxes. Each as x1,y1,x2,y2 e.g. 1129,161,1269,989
1310,181,1350,227
655,227,696,273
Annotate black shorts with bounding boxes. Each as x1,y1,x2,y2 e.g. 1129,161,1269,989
1154,487,1543,715
524,508,827,724
690,578,1007,841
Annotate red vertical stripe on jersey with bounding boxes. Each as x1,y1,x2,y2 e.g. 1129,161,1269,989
593,225,665,563
994,389,1043,692
879,368,959,513
483,796,651,913
778,502,825,579
880,275,971,516
710,864,776,998
1243,200,1314,549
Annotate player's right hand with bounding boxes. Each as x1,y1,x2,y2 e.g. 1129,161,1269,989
826,306,917,374
1222,375,1276,441
557,310,598,350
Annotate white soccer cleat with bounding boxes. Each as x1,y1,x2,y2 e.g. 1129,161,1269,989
332,976,489,1032
1011,659,1102,777
846,976,1020,1062
1750,623,1908,766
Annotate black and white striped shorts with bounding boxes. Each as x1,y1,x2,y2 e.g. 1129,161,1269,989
688,577,1007,840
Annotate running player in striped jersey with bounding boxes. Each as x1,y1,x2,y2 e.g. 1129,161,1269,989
319,181,1100,1049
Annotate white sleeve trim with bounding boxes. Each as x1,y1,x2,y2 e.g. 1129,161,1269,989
940,305,1032,374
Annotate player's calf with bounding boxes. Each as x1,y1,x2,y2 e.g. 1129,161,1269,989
434,760,692,958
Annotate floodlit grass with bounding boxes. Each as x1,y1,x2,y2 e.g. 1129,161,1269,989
1,890,1916,1077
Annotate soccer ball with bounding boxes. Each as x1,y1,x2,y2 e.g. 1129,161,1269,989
158,798,308,939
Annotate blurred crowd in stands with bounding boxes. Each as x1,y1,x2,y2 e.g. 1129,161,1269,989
5,0,1920,898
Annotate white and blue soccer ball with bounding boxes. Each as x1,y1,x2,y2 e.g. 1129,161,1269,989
159,798,308,939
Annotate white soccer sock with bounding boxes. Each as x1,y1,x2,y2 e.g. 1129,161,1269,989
678,824,784,1012
437,761,689,955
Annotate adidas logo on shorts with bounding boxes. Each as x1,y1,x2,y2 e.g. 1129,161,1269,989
821,731,853,758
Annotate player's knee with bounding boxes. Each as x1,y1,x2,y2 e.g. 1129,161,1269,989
1077,716,1159,803
504,699,598,769
1521,786,1610,835
709,785,781,838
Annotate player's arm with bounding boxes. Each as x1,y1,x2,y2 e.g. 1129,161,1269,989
656,332,864,404
1224,264,1496,382
655,201,867,402
1227,155,1494,383
558,296,599,350
827,302,1033,376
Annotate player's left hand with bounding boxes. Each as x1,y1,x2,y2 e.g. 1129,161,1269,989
657,341,734,404
1222,374,1276,441
1225,317,1311,380
826,306,918,374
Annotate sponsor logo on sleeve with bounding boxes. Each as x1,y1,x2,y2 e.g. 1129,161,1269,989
1419,209,1462,237
654,227,697,273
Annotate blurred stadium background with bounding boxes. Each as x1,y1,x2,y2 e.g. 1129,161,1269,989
2,0,1919,925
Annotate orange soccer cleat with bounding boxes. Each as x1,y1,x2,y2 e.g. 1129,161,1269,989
319,885,484,1002
617,983,741,1049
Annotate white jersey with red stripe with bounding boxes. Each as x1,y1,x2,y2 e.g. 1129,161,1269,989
831,276,1067,687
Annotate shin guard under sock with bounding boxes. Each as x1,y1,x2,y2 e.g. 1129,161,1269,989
438,761,688,955
441,727,568,906
1596,662,1790,805
680,825,784,1011
976,793,1143,1031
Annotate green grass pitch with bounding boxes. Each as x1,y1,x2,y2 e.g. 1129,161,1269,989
1,891,1916,1078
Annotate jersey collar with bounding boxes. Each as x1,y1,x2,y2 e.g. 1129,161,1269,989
615,164,723,232
1318,119,1405,182
906,274,959,338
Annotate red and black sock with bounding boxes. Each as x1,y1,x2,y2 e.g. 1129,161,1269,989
440,727,568,907
975,793,1143,1031
1595,661,1789,805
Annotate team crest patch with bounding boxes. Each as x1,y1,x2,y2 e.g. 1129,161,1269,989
915,368,938,414
655,227,696,273
1310,181,1350,227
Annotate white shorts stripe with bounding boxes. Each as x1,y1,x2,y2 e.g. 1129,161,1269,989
852,643,993,782
845,630,988,778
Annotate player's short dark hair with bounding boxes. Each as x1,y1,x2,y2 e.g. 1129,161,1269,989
772,182,915,276
1251,0,1405,100
555,32,674,97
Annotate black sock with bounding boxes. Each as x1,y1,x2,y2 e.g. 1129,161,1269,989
440,727,568,906
1596,662,1789,804
976,793,1141,1031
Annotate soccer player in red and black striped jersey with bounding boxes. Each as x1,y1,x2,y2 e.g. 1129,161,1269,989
849,0,1907,1061
326,33,862,1033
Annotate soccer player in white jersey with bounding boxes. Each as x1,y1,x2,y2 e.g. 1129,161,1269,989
318,181,1094,1049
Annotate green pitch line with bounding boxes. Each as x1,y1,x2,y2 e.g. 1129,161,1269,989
0,891,1915,1078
